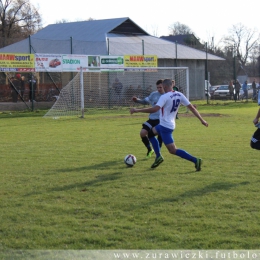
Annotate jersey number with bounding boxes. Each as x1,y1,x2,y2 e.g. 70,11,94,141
170,99,180,113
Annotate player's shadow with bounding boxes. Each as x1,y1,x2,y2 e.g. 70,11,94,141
55,160,124,173
24,160,128,196
127,181,250,210
162,181,250,203
49,171,123,192
25,170,125,196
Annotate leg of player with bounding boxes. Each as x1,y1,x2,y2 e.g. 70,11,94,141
153,125,202,171
165,142,202,171
251,128,260,150
251,141,260,150
148,128,164,168
157,135,163,148
140,129,154,158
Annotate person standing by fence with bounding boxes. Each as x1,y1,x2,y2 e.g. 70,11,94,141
228,80,234,100
112,77,123,105
234,79,241,101
28,75,37,102
242,80,248,101
20,76,25,100
252,79,257,100
10,74,21,103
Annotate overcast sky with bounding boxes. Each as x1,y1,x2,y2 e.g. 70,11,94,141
30,0,259,46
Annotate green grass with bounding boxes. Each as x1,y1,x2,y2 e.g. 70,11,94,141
1,100,260,250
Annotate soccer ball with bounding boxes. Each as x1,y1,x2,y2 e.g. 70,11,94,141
124,154,137,167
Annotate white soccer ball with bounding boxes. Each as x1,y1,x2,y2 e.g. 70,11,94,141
124,154,137,167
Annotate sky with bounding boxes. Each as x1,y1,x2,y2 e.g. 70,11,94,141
30,0,259,46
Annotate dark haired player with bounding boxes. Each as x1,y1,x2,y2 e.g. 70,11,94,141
132,79,164,158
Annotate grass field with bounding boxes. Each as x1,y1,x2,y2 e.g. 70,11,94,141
1,100,260,252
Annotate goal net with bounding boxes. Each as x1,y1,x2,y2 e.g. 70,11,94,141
43,67,189,118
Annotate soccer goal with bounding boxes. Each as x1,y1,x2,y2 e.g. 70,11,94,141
43,67,189,118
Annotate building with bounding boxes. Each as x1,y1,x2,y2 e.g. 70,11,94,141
0,17,224,100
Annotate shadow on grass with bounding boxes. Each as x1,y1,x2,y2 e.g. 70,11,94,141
128,181,250,210
162,181,250,202
25,171,124,196
25,160,134,195
50,172,124,192
54,157,148,174
56,160,124,172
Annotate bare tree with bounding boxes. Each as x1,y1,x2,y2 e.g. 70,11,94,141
55,19,70,24
56,17,95,24
0,0,42,47
150,24,159,37
168,22,193,36
223,23,260,68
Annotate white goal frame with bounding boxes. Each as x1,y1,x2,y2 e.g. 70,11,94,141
43,67,189,118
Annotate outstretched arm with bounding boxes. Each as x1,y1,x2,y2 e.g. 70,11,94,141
130,105,160,114
187,104,208,127
132,96,150,105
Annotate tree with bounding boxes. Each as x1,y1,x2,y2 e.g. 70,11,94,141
168,22,193,36
55,19,70,24
223,23,260,68
149,24,159,37
205,23,260,83
56,17,95,24
0,0,42,47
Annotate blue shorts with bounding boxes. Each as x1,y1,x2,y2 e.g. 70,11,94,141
154,125,174,145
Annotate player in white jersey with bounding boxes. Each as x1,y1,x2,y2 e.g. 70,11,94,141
132,79,164,158
130,78,208,170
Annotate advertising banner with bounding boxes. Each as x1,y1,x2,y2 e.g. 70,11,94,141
100,56,124,71
87,55,101,71
0,53,158,72
0,53,35,72
35,54,62,72
62,54,88,72
124,55,157,68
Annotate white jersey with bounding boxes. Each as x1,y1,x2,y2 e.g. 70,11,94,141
156,91,190,130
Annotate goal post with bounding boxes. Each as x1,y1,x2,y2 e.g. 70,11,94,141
43,67,189,118
80,66,84,118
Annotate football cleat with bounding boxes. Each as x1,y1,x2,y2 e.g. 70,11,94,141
195,158,202,171
146,149,154,159
151,155,164,168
